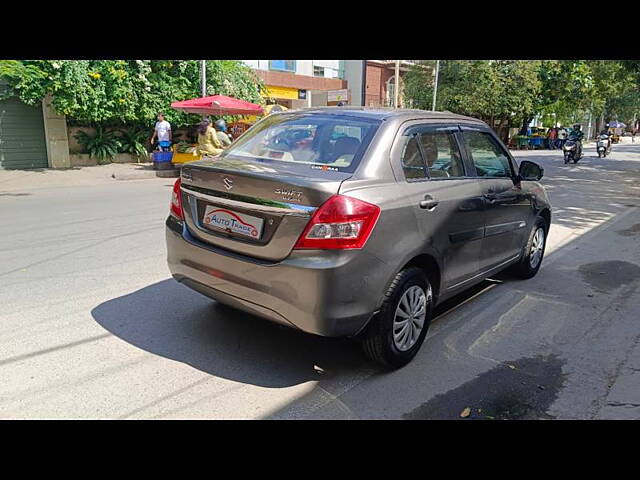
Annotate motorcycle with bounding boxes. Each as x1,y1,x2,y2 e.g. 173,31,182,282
596,134,612,158
563,134,583,164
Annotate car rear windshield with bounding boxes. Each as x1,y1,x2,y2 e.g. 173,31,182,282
220,113,381,174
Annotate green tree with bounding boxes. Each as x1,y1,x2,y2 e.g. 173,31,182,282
404,60,640,140
0,60,265,128
405,60,541,140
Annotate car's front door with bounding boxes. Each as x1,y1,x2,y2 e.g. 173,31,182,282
459,127,532,272
397,124,486,289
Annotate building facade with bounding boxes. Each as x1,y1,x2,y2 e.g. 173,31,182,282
363,60,416,108
242,60,349,108
242,60,418,109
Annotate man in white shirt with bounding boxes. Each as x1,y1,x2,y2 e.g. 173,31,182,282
151,113,172,151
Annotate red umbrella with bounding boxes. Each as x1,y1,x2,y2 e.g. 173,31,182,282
170,95,264,116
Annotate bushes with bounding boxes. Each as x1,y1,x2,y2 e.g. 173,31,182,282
73,125,122,164
118,127,150,161
73,125,151,163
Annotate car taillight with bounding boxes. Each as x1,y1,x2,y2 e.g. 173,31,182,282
294,194,380,250
170,178,184,220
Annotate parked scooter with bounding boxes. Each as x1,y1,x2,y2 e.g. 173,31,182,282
596,133,612,158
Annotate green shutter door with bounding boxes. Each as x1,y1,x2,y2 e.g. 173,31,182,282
0,97,48,169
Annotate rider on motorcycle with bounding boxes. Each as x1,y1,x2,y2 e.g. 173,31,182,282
570,124,584,157
597,124,612,156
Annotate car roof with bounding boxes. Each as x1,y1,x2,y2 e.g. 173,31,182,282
277,106,486,124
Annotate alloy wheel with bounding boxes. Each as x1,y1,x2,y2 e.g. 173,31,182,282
529,227,545,269
392,285,429,351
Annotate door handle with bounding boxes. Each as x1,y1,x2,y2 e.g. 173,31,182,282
419,196,439,210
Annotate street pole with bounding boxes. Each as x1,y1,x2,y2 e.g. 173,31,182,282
200,60,207,120
394,60,400,108
361,60,367,107
200,60,206,97
432,60,440,112
587,107,592,141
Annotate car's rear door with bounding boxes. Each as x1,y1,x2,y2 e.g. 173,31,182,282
394,123,486,289
459,126,532,272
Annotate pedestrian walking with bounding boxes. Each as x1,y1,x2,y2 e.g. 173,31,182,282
151,113,172,151
632,128,636,143
547,127,557,149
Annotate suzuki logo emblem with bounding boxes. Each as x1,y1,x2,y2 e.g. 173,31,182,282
223,177,233,190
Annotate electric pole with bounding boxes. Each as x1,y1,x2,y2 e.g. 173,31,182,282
201,60,207,120
394,60,400,108
432,60,440,112
200,60,206,97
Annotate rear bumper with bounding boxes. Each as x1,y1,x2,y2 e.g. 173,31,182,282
166,217,390,337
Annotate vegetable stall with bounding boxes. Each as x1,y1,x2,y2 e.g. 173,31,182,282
169,95,264,165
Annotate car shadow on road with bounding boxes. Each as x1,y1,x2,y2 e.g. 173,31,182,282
91,279,370,388
91,276,501,390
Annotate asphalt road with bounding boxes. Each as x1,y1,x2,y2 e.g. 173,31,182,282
2,141,640,419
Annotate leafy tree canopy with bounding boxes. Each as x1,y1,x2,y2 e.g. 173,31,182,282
404,60,640,130
0,60,265,128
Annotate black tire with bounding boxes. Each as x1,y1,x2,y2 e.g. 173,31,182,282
361,267,433,369
508,216,548,279
564,154,570,164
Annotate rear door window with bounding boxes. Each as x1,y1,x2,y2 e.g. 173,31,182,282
400,126,465,181
401,134,427,180
462,130,513,178
418,131,465,178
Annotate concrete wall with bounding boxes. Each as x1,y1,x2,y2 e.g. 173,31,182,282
42,96,70,168
343,60,365,106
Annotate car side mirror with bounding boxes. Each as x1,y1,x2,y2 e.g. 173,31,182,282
518,160,544,181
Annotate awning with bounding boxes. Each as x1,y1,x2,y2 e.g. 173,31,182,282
170,95,264,116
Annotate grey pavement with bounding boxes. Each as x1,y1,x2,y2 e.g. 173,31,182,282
0,162,159,192
1,141,639,419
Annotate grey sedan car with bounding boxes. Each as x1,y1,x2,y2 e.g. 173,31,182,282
166,108,551,368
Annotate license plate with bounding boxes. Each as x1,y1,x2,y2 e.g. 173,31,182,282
201,205,264,239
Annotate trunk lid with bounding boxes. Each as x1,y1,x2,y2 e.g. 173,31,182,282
179,155,352,261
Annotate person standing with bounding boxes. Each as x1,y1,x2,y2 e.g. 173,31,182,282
151,113,172,151
547,127,557,149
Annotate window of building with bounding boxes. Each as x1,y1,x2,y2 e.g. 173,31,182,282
269,60,296,72
313,65,325,77
386,76,395,107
